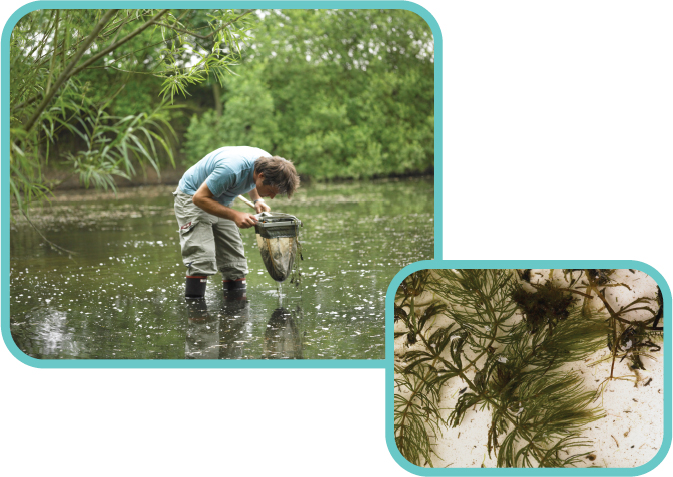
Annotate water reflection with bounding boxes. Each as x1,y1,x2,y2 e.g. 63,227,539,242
34,308,82,357
264,307,303,359
184,299,219,359
184,291,303,360
218,290,253,360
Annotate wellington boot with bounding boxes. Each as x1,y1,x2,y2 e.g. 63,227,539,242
185,276,207,299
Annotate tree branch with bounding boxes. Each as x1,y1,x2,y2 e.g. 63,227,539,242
45,10,60,97
150,10,252,40
20,209,77,255
23,9,120,134
14,9,244,112
68,9,170,79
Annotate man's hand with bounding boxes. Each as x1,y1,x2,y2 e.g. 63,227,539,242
233,211,258,229
254,201,271,214
249,188,272,214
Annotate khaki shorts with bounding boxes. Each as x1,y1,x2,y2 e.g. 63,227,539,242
173,190,248,279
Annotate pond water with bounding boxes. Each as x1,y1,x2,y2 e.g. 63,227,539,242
9,178,434,360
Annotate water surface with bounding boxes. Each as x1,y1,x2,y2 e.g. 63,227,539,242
10,178,433,360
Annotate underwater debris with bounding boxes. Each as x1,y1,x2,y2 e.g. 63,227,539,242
518,269,532,283
397,270,431,301
511,282,575,334
586,269,614,286
394,305,408,323
652,286,663,330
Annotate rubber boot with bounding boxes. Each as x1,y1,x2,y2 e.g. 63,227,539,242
185,275,207,299
223,278,246,302
223,278,246,291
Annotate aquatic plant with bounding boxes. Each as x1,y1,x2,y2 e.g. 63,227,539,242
393,271,448,466
393,269,663,468
564,269,662,381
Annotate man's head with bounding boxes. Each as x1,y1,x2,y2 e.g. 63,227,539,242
254,156,300,199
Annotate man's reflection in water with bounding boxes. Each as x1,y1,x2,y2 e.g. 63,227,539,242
184,299,219,359
184,290,303,359
264,306,303,359
184,290,251,359
217,289,251,359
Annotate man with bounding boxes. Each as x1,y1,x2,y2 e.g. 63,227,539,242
174,146,300,299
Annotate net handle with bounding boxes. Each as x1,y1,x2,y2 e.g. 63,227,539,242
237,195,255,209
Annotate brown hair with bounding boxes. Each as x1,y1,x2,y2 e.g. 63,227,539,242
254,156,300,198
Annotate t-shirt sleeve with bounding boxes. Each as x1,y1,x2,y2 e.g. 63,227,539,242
205,163,235,198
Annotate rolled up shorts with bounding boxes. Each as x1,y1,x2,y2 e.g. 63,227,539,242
173,189,248,279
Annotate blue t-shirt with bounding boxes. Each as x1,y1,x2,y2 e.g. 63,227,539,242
178,146,270,206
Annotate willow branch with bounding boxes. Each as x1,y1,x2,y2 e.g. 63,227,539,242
68,9,169,78
23,9,119,134
45,10,60,97
150,10,252,40
16,10,167,116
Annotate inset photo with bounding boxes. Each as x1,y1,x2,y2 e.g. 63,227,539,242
392,268,665,469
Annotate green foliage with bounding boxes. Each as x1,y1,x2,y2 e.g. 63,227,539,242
182,9,434,179
66,100,178,189
11,8,434,216
181,73,278,164
9,8,252,216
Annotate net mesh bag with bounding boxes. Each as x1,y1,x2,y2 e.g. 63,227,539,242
254,213,301,282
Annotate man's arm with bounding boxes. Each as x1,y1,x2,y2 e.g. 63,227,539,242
248,187,271,213
192,182,258,229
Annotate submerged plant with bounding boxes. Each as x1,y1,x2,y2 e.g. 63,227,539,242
393,269,664,468
559,269,662,381
394,271,447,466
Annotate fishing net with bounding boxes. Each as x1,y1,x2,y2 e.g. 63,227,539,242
254,213,302,282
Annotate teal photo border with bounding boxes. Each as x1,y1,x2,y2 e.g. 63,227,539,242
385,261,671,475
1,1,443,368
